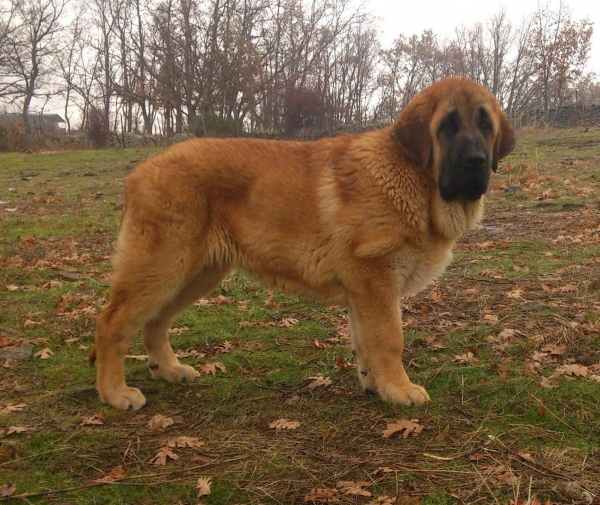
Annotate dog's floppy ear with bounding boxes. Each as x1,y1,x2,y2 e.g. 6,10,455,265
492,109,515,172
392,95,433,170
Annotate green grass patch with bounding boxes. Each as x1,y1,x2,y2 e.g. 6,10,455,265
1,132,599,504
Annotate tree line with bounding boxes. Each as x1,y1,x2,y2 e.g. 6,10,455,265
0,0,596,138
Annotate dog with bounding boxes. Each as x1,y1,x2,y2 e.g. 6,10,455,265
91,76,515,410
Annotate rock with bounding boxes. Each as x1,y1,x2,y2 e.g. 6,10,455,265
0,343,33,361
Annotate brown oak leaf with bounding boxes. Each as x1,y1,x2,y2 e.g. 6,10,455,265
306,374,332,390
336,480,371,497
198,361,227,375
196,476,212,497
34,348,53,359
147,414,174,430
383,419,424,439
304,488,340,503
1,403,26,413
150,446,179,465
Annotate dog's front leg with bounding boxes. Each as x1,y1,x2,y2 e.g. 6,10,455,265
349,288,430,406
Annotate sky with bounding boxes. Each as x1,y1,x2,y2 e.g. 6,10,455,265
368,0,600,74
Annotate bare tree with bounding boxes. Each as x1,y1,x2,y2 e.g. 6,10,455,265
1,0,67,134
531,1,593,114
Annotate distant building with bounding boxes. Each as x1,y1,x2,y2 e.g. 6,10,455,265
0,113,66,135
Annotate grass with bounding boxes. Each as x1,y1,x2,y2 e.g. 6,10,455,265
1,127,600,504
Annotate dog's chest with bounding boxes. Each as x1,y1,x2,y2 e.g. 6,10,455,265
393,242,454,297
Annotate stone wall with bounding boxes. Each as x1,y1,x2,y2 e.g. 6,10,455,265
514,104,600,128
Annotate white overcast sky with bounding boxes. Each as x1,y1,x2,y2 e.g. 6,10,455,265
368,0,600,74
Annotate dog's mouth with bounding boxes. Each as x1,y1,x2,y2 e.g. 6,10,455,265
439,169,490,201
438,149,491,202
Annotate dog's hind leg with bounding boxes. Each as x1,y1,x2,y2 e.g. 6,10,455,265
142,266,230,384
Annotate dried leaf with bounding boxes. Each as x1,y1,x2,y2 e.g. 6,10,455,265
367,497,397,505
214,341,236,354
506,288,524,299
269,418,300,431
452,352,479,364
311,339,333,349
372,467,395,476
304,488,339,503
147,414,174,430
150,446,179,465
95,466,126,482
198,361,227,375
539,376,558,389
196,476,212,497
1,403,26,413
0,483,16,498
34,347,53,360
383,419,424,439
168,436,204,448
336,480,371,497
335,354,357,370
278,317,299,327
556,364,589,377
541,343,567,356
176,348,205,359
2,426,29,436
306,373,332,390
81,414,104,426
481,464,518,485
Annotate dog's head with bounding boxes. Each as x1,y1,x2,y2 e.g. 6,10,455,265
392,77,515,202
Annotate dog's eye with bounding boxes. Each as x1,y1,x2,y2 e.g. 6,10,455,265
479,109,493,132
439,112,459,135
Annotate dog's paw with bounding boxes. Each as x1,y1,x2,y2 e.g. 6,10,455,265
100,386,147,411
149,363,200,383
377,381,430,406
358,367,376,392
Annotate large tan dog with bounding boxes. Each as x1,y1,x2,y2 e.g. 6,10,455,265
92,77,514,410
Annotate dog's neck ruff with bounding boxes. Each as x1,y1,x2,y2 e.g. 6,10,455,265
430,194,484,240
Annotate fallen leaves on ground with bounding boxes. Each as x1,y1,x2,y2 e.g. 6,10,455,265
147,414,174,430
150,445,179,465
269,418,300,431
1,403,26,413
198,361,227,375
336,480,371,497
452,351,479,364
335,354,356,370
553,363,589,378
34,347,53,359
278,317,299,327
480,464,519,485
306,373,332,390
196,476,212,497
0,426,29,437
94,466,127,482
383,419,424,439
0,483,16,498
214,341,236,354
304,488,339,503
311,339,333,349
367,497,398,505
150,436,205,465
80,414,104,426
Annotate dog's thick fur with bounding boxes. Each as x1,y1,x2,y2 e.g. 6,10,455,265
92,77,515,410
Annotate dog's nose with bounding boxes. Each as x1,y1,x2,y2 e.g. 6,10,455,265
464,152,487,168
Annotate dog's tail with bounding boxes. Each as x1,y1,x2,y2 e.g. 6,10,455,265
89,347,97,366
